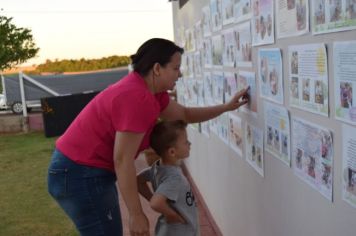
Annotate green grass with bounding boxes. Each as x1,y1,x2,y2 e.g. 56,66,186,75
0,132,78,236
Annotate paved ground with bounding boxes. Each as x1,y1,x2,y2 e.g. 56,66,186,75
119,155,220,236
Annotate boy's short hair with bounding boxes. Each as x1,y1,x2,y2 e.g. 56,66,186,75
149,120,187,156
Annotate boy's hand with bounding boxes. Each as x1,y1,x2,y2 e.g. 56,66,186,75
165,212,186,224
150,194,186,224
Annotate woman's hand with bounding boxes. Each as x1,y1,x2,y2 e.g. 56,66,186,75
225,87,250,111
129,212,150,236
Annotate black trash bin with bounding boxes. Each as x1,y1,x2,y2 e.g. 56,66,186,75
41,92,99,137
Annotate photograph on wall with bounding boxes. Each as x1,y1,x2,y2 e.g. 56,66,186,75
276,0,309,38
194,21,204,50
234,0,252,23
184,28,196,52
176,79,186,106
203,72,214,105
196,80,205,107
222,0,235,25
228,113,243,156
224,72,238,102
288,44,329,116
210,117,219,136
245,122,264,177
201,121,211,138
292,117,333,201
212,72,225,104
218,113,230,145
202,38,213,68
311,0,356,35
181,53,194,79
212,35,224,67
264,101,291,166
333,41,356,125
193,51,203,78
342,124,356,209
185,79,198,107
258,48,284,104
238,71,257,115
222,28,236,67
202,5,212,37
233,21,252,67
189,122,200,132
251,0,275,46
211,0,223,32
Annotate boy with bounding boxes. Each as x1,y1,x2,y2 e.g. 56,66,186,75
137,120,199,236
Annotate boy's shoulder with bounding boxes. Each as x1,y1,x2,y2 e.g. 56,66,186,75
152,161,183,180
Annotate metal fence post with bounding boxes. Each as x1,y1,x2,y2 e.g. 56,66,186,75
19,72,29,132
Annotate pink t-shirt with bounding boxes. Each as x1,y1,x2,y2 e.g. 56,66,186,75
56,72,169,172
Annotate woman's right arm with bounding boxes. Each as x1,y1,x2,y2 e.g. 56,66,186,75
160,87,249,123
114,131,149,236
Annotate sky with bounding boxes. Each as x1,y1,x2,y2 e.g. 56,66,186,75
1,0,174,66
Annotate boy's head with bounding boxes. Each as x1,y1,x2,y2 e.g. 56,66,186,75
150,120,190,160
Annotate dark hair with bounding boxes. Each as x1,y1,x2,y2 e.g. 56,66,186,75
150,120,187,156
130,38,184,77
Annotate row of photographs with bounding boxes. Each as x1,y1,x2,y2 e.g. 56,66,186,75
178,0,356,50
180,40,356,123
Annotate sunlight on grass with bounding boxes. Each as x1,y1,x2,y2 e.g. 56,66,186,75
0,132,78,236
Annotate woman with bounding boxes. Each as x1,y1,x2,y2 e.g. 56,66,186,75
48,38,249,236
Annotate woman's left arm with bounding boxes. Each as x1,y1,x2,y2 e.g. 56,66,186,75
160,87,249,123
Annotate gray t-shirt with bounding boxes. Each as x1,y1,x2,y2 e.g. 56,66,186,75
140,160,199,236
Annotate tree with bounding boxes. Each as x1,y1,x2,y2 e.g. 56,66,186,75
0,15,39,71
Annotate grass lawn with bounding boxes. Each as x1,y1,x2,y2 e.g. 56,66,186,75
0,132,78,236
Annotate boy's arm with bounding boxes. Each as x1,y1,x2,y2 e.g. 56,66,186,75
137,169,153,201
150,193,186,224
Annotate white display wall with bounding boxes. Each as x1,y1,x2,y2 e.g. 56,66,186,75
172,1,356,235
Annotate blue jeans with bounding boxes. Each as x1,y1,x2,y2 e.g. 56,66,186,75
47,149,122,236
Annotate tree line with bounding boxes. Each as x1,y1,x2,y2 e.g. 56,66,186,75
33,56,131,74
